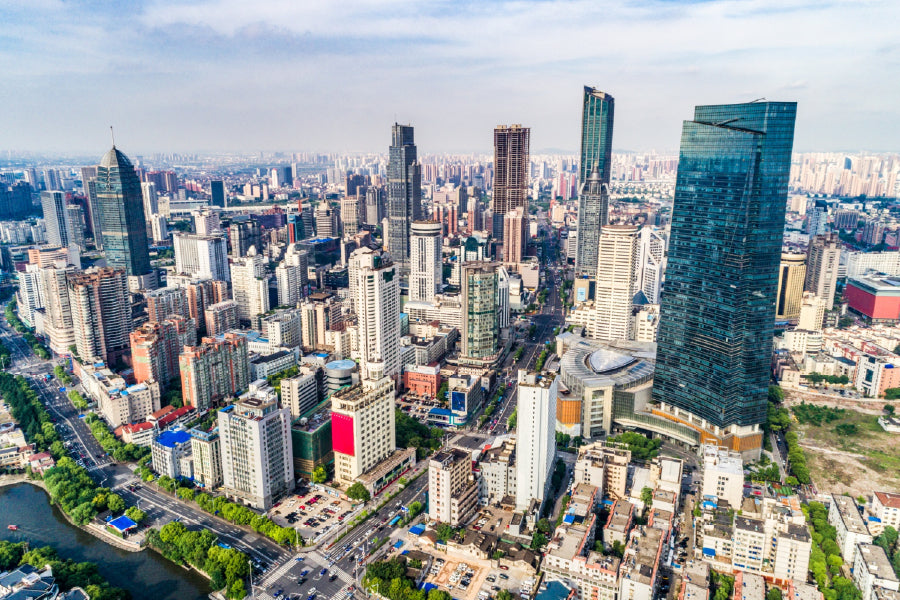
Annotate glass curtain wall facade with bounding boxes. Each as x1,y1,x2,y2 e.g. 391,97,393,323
575,87,614,278
96,146,151,278
652,102,797,433
387,124,422,268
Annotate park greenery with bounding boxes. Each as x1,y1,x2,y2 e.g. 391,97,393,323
885,389,900,400
711,572,734,600
5,299,51,358
364,557,452,600
792,404,846,427
0,541,130,600
186,491,299,547
84,412,150,463
312,465,328,483
804,502,862,600
146,521,249,600
68,389,89,410
54,364,73,386
803,372,850,385
607,431,662,461
347,482,371,502
43,456,113,524
395,409,444,459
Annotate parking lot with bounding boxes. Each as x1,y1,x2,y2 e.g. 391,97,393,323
396,393,443,424
414,552,537,600
269,489,358,545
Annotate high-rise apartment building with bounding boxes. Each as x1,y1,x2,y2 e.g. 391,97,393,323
41,191,73,248
492,124,529,239
652,101,797,458
409,220,442,303
67,267,131,365
364,186,385,227
314,202,339,238
776,253,807,321
349,247,400,380
145,286,191,323
460,262,499,364
502,207,527,265
230,252,270,325
16,265,44,328
190,427,222,489
592,225,639,341
386,124,422,267
331,376,396,485
179,333,250,410
96,146,154,289
804,233,841,310
204,300,239,336
140,181,159,241
515,370,558,510
40,264,77,355
276,262,304,307
428,448,479,527
229,219,261,257
218,393,293,510
340,196,361,237
174,233,230,281
575,87,615,277
281,367,322,420
862,218,885,246
263,310,302,349
66,204,86,248
131,317,196,391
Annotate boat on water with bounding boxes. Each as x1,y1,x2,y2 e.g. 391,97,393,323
7,525,18,530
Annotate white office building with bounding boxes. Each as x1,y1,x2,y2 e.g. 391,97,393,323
349,247,400,380
174,233,230,281
515,370,557,511
409,220,442,303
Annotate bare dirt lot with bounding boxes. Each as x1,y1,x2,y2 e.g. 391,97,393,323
784,395,900,497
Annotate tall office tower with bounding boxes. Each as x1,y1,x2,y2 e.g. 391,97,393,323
364,186,385,226
300,206,315,240
24,168,39,190
229,219,261,257
204,300,239,336
466,198,483,232
804,233,841,310
592,224,639,341
190,428,222,489
806,199,829,236
340,196,362,237
80,166,98,188
315,202,339,238
652,101,796,458
210,180,225,207
82,177,103,246
492,124,530,239
67,267,131,365
131,317,195,391
330,376,396,485
409,220,442,303
174,233,230,281
862,218,885,246
575,88,615,277
66,204,86,249
145,286,191,323
502,207,527,264
218,393,293,510
286,213,304,243
574,166,608,277
579,87,615,185
230,251,270,324
40,191,73,248
299,301,320,351
283,244,308,294
140,182,159,228
349,247,400,380
179,333,250,410
460,262,499,364
16,265,44,327
96,146,154,289
39,264,76,355
776,253,807,321
42,168,60,192
428,448,479,527
387,123,422,268
193,208,221,236
636,227,666,304
515,370,558,510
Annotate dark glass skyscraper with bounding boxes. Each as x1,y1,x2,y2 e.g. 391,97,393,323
210,180,225,207
97,146,152,282
574,87,615,278
387,123,422,268
652,101,796,453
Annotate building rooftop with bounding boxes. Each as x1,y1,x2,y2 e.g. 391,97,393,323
736,572,766,600
856,543,899,582
831,493,870,535
155,429,192,449
875,491,900,509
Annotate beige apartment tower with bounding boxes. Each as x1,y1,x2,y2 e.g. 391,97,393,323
776,252,807,321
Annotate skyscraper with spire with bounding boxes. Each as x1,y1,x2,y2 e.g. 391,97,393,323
386,123,422,269
96,145,154,290
574,87,615,279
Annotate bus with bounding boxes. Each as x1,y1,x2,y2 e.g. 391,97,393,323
388,515,402,527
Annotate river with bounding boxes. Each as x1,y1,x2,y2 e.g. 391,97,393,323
0,483,210,600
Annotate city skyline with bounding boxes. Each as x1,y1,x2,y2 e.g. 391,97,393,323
1,1,898,154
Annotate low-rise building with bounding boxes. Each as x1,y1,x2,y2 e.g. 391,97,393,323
618,525,666,600
853,543,900,600
478,438,517,505
603,499,634,547
151,429,193,480
829,493,873,562
701,445,744,510
190,427,222,489
870,492,900,536
574,441,630,499
403,363,441,397
249,349,297,381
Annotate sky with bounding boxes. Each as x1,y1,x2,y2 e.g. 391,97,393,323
1,0,898,156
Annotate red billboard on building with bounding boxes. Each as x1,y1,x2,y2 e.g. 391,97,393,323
331,413,355,456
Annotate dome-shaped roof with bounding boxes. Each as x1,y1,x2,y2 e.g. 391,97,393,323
99,146,133,169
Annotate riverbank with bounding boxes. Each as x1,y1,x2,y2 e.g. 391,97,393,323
0,473,143,552
1,482,210,600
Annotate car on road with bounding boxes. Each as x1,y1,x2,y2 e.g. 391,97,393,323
319,568,327,576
